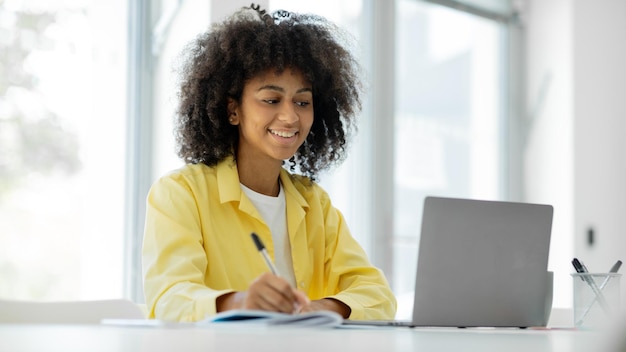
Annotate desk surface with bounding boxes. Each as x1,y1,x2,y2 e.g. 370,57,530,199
0,324,614,352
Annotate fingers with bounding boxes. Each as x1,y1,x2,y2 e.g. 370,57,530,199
293,290,310,313
296,298,351,318
244,273,305,313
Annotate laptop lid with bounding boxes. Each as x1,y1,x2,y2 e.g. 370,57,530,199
411,196,553,327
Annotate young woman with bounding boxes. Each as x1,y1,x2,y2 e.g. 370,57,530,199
142,4,397,322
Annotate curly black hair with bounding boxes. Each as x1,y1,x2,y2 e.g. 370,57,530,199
174,4,362,179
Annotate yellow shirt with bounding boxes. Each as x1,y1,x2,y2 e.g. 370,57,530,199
142,157,397,322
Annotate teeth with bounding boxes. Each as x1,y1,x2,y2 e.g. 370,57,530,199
270,130,296,138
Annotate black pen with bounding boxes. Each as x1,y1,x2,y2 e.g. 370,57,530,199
608,260,622,274
572,258,612,315
251,232,304,313
595,260,622,292
572,258,584,280
251,232,279,275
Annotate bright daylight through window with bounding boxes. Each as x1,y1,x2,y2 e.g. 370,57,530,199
0,0,127,300
1,0,514,309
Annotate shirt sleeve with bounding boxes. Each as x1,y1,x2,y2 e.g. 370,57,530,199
318,192,398,320
142,175,233,322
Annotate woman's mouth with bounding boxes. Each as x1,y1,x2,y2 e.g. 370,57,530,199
269,129,298,138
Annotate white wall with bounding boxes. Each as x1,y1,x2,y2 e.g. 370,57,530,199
524,0,574,308
573,0,626,296
525,0,626,307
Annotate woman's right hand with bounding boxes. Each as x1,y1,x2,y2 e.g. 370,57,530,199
216,272,309,313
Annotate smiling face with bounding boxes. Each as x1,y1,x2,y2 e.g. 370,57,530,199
229,68,314,167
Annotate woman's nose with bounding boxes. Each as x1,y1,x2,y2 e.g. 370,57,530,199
277,102,299,123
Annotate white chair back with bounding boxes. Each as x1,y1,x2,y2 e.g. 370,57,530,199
0,299,145,324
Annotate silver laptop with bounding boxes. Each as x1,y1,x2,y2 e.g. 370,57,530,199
344,196,553,328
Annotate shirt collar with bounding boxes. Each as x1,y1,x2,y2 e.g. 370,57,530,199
215,156,309,211
216,156,241,204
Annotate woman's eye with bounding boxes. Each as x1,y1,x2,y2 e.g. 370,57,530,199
295,101,311,107
263,99,279,104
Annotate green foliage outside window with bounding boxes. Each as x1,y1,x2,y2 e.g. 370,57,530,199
0,6,80,198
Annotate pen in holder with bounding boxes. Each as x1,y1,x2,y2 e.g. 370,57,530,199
571,259,622,329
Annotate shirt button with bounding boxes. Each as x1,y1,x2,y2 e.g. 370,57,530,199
299,281,305,288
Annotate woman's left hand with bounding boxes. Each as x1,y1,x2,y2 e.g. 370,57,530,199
298,298,351,318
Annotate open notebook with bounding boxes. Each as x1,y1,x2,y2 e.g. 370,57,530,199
199,310,343,327
102,310,343,328
344,196,554,328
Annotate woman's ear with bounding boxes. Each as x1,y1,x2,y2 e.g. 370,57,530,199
227,98,239,125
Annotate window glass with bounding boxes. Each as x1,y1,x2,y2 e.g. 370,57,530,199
0,0,127,300
393,0,504,314
453,0,512,15
151,0,211,180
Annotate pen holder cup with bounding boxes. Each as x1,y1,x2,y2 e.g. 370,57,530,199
572,273,621,330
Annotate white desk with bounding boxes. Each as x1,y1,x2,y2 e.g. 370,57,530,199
0,324,612,352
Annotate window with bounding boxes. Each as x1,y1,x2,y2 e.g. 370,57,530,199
0,1,127,300
392,0,506,314
2,0,517,311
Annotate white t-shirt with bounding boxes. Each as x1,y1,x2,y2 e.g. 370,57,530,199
240,182,297,287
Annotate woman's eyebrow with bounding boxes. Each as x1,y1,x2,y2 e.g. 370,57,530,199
257,85,312,94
